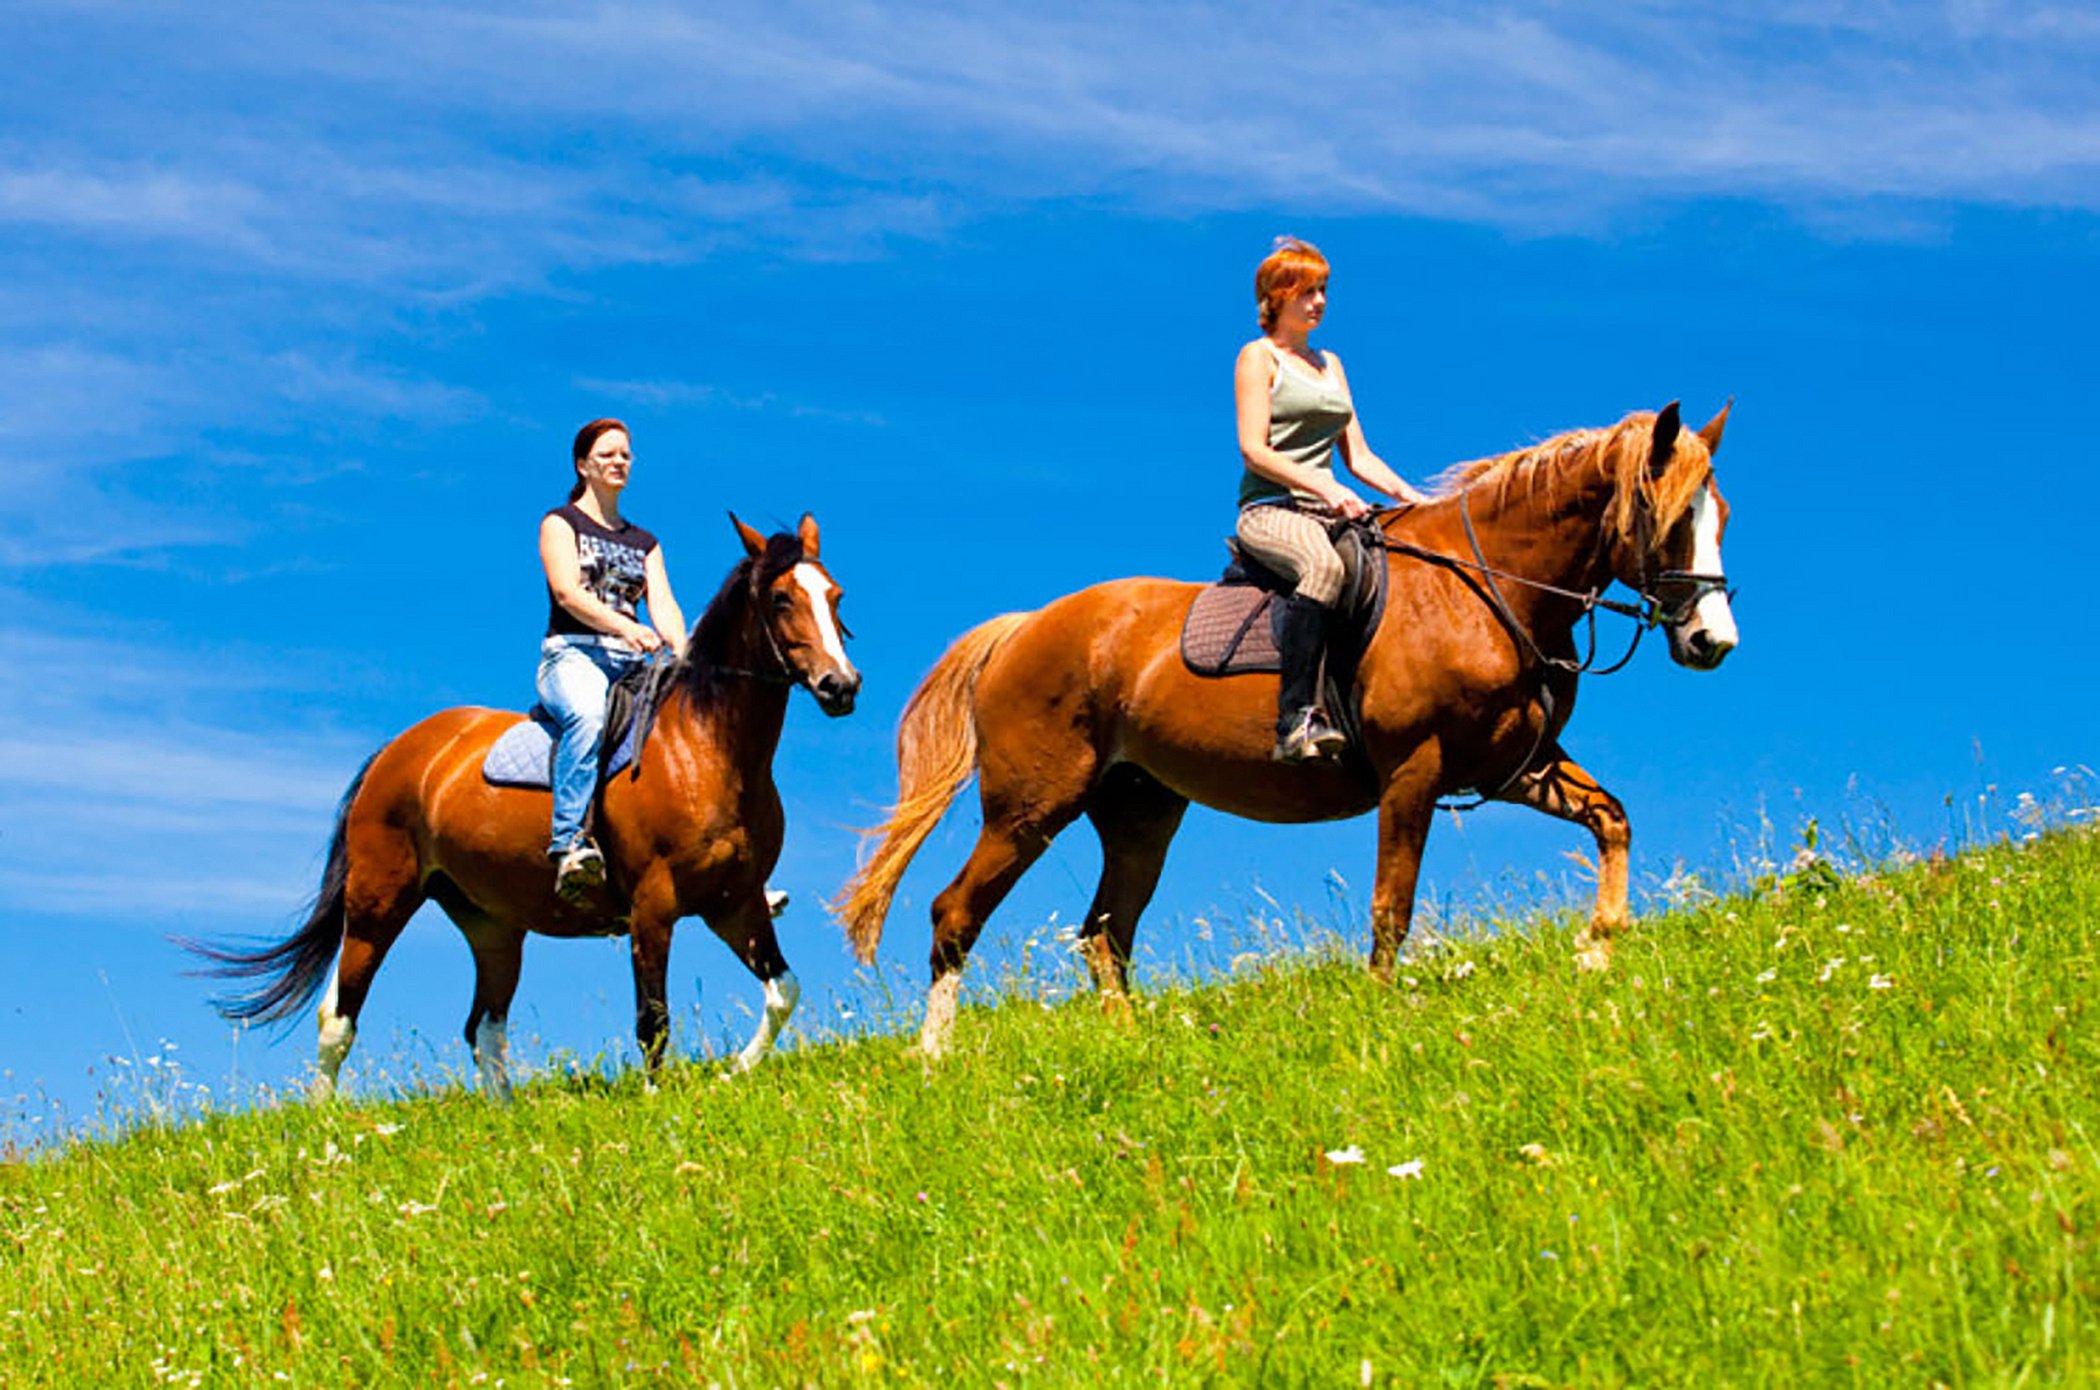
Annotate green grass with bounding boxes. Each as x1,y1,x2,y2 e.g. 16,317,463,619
4,828,2097,1386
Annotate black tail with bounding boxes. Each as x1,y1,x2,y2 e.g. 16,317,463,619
183,752,378,1026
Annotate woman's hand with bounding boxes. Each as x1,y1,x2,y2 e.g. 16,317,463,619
624,622,666,653
1323,487,1373,520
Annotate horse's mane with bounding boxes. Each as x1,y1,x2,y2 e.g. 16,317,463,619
673,532,806,706
1428,410,1714,547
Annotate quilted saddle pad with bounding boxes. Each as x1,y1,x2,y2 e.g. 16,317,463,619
481,709,642,790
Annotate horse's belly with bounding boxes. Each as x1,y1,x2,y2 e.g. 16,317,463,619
1116,733,1378,824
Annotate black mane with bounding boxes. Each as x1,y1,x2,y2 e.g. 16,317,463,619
675,532,805,704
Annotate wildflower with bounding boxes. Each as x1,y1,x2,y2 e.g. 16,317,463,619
1817,957,1845,984
1387,1159,1425,1180
915,1191,929,1203
1324,1146,1366,1166
1755,969,1776,984
1449,960,1476,980
1519,1143,1558,1167
1869,974,1893,990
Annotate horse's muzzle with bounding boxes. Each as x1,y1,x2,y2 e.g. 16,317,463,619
813,670,862,716
1670,624,1737,671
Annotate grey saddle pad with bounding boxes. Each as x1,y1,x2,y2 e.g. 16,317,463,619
1180,525,1388,679
1181,586,1283,675
481,709,642,790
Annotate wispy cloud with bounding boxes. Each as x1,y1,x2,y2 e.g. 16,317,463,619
0,613,374,920
575,376,886,427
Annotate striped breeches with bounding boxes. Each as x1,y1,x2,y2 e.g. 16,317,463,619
1235,503,1346,607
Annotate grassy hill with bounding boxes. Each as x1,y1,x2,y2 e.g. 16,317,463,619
3,827,2096,1386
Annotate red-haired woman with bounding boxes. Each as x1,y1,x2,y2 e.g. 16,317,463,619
1234,238,1426,762
537,418,686,898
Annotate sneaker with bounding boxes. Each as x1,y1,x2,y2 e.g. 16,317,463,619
1273,708,1348,764
553,841,607,902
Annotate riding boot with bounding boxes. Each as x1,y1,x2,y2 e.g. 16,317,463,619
1273,595,1347,762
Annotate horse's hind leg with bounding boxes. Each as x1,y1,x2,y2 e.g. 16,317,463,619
430,882,524,1102
923,770,1094,1058
1078,764,1189,1014
1493,742,1630,972
316,837,424,1100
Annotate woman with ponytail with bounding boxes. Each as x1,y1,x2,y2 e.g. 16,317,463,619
537,418,686,898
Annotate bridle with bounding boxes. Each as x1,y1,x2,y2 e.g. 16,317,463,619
1363,482,1734,807
708,566,804,687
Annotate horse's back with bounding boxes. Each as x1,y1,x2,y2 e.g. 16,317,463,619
983,576,1199,692
356,706,530,819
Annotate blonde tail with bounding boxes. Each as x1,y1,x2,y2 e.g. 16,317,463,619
832,611,1033,963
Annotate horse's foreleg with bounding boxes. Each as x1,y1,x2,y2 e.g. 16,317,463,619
1494,742,1629,972
626,875,680,1074
1369,748,1442,983
704,892,798,1075
1079,766,1189,1016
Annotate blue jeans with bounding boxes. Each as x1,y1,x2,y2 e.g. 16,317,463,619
535,636,643,855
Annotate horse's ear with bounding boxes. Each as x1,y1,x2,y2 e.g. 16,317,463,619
1649,401,1683,475
729,511,766,558
1698,398,1732,455
797,512,820,559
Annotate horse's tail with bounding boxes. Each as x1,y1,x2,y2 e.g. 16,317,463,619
833,611,1034,964
184,751,378,1025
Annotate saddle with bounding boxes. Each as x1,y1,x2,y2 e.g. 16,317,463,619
481,659,677,794
1179,519,1388,732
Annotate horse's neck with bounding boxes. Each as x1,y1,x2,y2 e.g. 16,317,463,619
1455,468,1616,618
653,615,790,787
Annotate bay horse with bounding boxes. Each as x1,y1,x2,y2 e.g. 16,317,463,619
196,514,860,1099
837,403,1737,1056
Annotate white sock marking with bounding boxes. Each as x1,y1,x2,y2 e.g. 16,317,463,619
474,1016,512,1101
314,967,354,1099
732,971,800,1073
793,564,854,674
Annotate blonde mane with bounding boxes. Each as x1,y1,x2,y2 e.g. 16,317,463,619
1429,410,1714,548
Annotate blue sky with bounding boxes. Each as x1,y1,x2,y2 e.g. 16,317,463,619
2,1,2096,1131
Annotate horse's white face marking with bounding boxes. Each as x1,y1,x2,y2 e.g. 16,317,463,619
793,564,853,675
1683,486,1738,653
474,1016,512,1100
731,971,800,1074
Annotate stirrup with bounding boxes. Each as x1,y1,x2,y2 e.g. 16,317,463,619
553,840,607,902
1272,708,1347,763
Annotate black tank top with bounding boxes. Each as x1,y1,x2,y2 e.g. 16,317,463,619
545,503,659,638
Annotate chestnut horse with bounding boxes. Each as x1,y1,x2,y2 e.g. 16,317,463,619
197,514,860,1098
837,404,1737,1055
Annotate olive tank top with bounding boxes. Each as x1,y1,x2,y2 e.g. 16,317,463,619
1238,344,1355,508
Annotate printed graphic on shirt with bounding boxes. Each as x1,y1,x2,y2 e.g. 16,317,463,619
579,531,650,620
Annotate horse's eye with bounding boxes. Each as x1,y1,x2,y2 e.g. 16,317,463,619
771,590,793,610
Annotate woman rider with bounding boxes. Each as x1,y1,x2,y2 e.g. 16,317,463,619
1234,238,1426,762
539,418,685,899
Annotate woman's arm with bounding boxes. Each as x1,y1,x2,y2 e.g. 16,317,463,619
1328,354,1426,504
1235,342,1368,517
539,514,663,650
643,546,686,654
